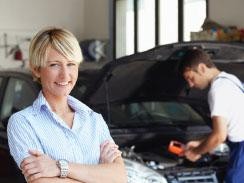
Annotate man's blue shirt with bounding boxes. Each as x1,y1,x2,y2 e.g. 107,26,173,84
7,92,113,168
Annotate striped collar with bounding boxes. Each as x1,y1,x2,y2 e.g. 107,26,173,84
32,91,92,114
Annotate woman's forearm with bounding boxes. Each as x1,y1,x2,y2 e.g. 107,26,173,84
29,177,84,183
68,157,127,183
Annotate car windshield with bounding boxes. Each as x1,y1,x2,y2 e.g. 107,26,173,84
105,101,205,127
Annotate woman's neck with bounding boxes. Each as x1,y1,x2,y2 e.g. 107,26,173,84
42,92,72,114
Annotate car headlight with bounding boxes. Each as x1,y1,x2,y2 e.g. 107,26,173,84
124,158,168,183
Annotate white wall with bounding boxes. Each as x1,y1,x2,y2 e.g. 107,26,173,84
0,0,85,39
84,0,109,40
0,0,110,68
209,0,244,27
0,0,86,68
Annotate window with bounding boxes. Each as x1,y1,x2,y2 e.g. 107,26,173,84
159,0,178,45
112,0,208,59
103,101,205,127
184,0,207,41
116,0,134,58
0,78,36,124
137,0,155,52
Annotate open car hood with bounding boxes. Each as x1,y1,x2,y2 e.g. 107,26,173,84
83,41,244,105
72,41,244,129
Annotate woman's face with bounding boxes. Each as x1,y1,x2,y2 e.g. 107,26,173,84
34,48,79,99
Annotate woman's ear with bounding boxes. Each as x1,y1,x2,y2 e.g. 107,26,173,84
30,65,41,79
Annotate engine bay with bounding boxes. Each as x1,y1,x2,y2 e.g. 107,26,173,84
122,144,229,183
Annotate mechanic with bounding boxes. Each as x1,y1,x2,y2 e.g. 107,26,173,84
7,27,127,183
178,48,244,183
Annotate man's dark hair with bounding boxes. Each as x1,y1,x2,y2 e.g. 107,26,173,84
178,48,216,76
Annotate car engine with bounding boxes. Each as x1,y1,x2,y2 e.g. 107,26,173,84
122,144,229,183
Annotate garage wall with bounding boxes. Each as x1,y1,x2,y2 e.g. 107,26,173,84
0,0,110,69
84,0,109,40
0,0,85,68
209,0,244,27
0,0,85,39
1,0,243,68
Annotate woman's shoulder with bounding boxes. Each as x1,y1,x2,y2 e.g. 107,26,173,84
9,106,33,122
7,106,34,132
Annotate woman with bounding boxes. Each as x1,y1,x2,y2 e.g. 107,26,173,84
7,27,127,183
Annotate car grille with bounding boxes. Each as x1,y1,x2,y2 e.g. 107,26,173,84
162,167,218,183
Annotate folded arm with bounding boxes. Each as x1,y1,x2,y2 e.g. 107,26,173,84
67,156,126,183
29,177,84,183
22,141,127,183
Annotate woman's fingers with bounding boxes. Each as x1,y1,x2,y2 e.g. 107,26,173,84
100,141,121,163
20,151,59,181
28,149,43,157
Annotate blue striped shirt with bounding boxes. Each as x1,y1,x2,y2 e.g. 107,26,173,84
7,92,113,168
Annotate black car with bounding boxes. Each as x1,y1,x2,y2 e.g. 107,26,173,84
1,42,244,183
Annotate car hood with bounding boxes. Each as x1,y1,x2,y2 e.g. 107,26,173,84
85,41,244,105
88,59,188,104
74,41,244,130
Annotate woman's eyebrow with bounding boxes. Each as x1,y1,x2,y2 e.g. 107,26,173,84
46,60,61,63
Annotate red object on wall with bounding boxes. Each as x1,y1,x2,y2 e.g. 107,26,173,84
14,48,23,61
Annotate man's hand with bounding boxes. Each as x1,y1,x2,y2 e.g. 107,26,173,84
99,141,122,164
184,148,202,162
20,150,60,182
186,140,201,149
184,140,202,162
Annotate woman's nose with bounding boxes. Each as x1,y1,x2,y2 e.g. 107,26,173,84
59,65,69,78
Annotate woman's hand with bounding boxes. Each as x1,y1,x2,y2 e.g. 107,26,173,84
20,150,60,182
99,141,122,164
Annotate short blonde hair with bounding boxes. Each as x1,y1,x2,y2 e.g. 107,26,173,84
29,27,83,70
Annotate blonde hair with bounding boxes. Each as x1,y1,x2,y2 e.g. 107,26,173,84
29,27,83,74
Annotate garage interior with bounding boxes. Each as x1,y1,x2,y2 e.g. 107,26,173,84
0,0,244,68
1,1,244,183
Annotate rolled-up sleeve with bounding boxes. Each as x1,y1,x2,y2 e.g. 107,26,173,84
7,113,43,168
96,113,114,144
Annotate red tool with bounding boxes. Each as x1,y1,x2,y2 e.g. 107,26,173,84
168,140,185,155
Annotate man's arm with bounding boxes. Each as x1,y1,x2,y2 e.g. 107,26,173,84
185,116,228,161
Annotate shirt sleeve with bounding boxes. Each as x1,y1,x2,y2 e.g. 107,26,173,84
7,112,43,168
208,80,234,122
96,113,114,144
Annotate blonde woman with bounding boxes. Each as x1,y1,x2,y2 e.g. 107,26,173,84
7,27,127,183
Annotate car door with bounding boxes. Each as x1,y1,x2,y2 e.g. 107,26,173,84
0,74,39,183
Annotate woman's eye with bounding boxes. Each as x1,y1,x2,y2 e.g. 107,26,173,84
50,63,59,67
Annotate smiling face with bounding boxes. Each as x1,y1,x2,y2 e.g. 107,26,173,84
29,27,83,84
33,47,79,99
